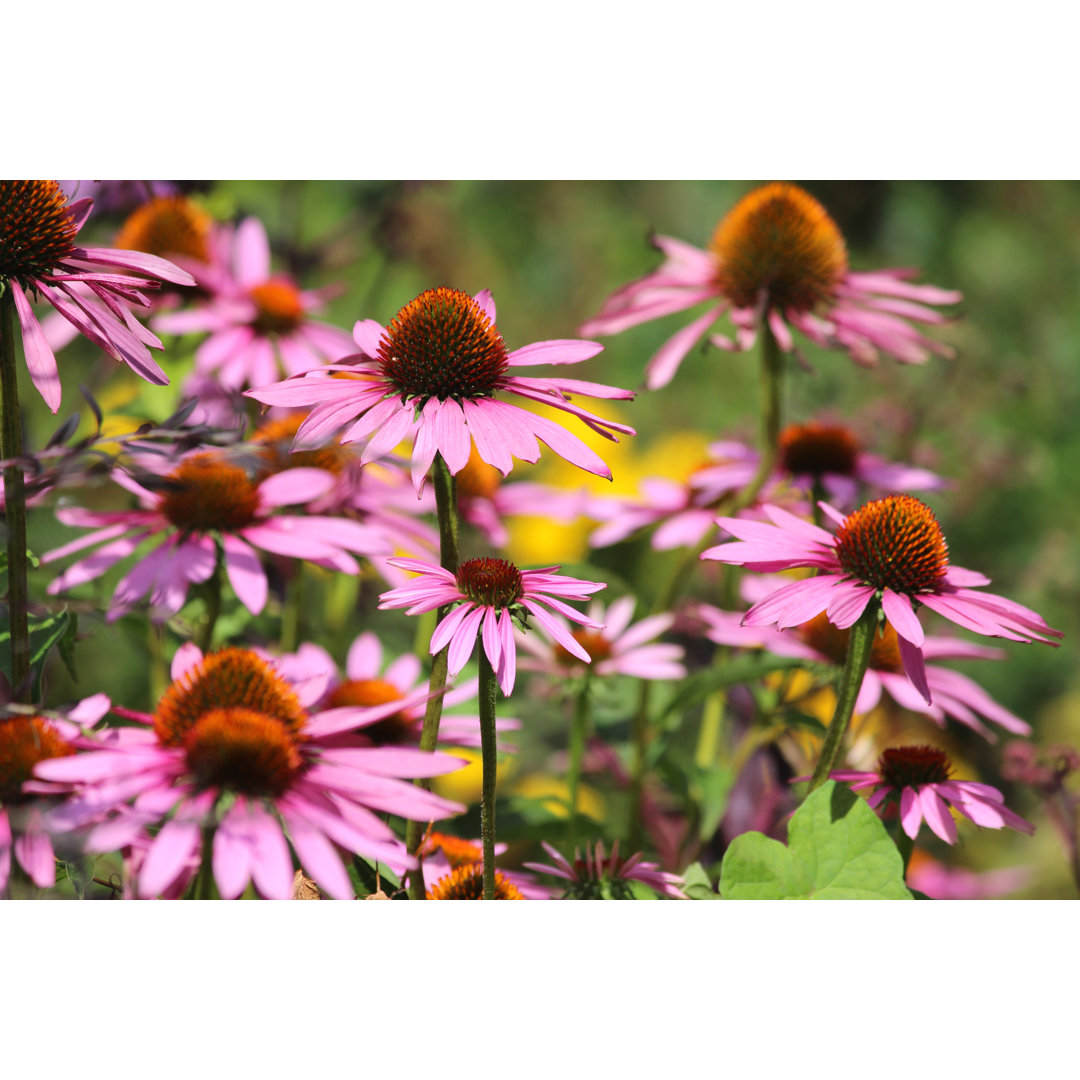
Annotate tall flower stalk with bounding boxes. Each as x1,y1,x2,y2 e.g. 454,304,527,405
404,454,460,899
0,287,29,698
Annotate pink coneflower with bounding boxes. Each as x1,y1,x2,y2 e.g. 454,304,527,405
524,840,688,899
696,593,1032,741
244,287,636,495
580,182,962,390
905,849,1030,899
703,495,1062,703
776,420,948,508
36,646,466,899
273,632,520,751
588,440,764,550
517,595,686,682
0,180,195,411
377,556,606,696
0,695,110,893
827,745,1034,845
153,216,355,389
41,447,391,621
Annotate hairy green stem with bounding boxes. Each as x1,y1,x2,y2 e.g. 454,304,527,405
807,602,879,792
0,287,30,701
478,648,499,900
406,454,460,900
566,677,592,851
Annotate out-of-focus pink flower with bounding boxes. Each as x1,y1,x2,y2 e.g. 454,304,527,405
703,495,1062,704
0,181,195,411
42,447,391,622
36,645,466,899
524,840,688,899
580,181,962,390
696,581,1032,741
245,287,636,495
826,745,1034,845
0,695,110,892
516,595,685,682
272,632,520,751
905,850,1031,899
378,556,605,696
154,216,354,389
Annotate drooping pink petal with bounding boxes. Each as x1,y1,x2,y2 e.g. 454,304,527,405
10,282,62,412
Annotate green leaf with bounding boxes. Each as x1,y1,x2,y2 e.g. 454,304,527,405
348,854,402,898
681,861,721,900
659,656,811,722
63,855,97,900
0,608,75,701
719,781,913,900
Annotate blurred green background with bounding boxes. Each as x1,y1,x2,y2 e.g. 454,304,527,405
20,180,1080,897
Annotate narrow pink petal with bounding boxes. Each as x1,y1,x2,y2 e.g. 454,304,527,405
221,534,268,615
171,641,204,681
281,810,354,900
919,788,958,844
10,283,62,412
138,819,203,898
644,305,722,389
881,589,924,646
248,805,296,900
257,468,336,508
898,635,933,705
432,398,472,475
352,318,386,357
506,339,604,367
448,606,486,674
346,631,382,680
213,801,255,900
14,809,56,889
473,289,496,323
900,786,924,839
234,218,271,287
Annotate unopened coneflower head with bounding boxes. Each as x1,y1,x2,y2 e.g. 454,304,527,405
378,556,606,696
580,181,962,390
524,840,688,899
825,744,1034,845
245,287,636,495
114,195,213,266
0,180,195,411
703,496,1062,705
36,644,466,899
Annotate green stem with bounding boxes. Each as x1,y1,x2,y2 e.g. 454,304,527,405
187,828,218,900
807,602,879,792
196,553,223,654
0,287,30,701
566,677,592,850
478,647,499,901
894,827,914,876
405,454,460,900
280,561,303,653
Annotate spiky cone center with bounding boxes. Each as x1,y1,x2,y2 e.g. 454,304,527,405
0,180,79,283
114,195,212,263
0,717,75,804
878,745,952,788
779,421,859,477
157,452,261,533
324,678,416,744
834,494,949,596
155,648,308,747
184,707,303,797
455,557,524,608
378,287,510,403
554,629,612,668
252,412,354,475
562,854,636,900
799,611,903,672
709,182,848,313
420,831,483,868
250,277,305,334
426,863,523,899
455,445,502,500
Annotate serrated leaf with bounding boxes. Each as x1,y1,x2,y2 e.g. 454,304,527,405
660,656,809,722
719,781,913,900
